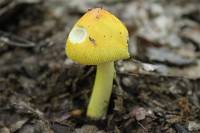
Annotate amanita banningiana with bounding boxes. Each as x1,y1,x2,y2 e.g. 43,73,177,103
66,8,129,119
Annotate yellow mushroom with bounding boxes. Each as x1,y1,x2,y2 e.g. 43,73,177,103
66,8,129,119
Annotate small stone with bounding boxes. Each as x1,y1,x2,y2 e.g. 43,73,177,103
64,58,74,66
188,121,200,131
149,3,164,17
122,77,135,87
10,119,28,132
118,62,139,73
141,63,159,72
0,127,10,133
129,107,147,121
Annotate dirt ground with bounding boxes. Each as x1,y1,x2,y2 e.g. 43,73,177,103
0,0,200,133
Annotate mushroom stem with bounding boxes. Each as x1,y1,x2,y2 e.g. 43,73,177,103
87,61,115,119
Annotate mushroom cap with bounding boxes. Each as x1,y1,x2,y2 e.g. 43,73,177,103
66,8,129,65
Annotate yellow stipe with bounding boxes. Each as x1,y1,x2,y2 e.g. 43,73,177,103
87,62,114,119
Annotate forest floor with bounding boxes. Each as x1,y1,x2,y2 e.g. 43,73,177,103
0,0,200,132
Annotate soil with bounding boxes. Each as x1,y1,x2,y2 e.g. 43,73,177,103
0,0,200,133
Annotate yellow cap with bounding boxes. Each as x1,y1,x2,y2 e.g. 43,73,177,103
66,8,129,65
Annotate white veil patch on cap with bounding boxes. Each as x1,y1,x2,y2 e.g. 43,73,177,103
68,26,88,44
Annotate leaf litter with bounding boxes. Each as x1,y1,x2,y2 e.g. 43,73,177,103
0,0,200,132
